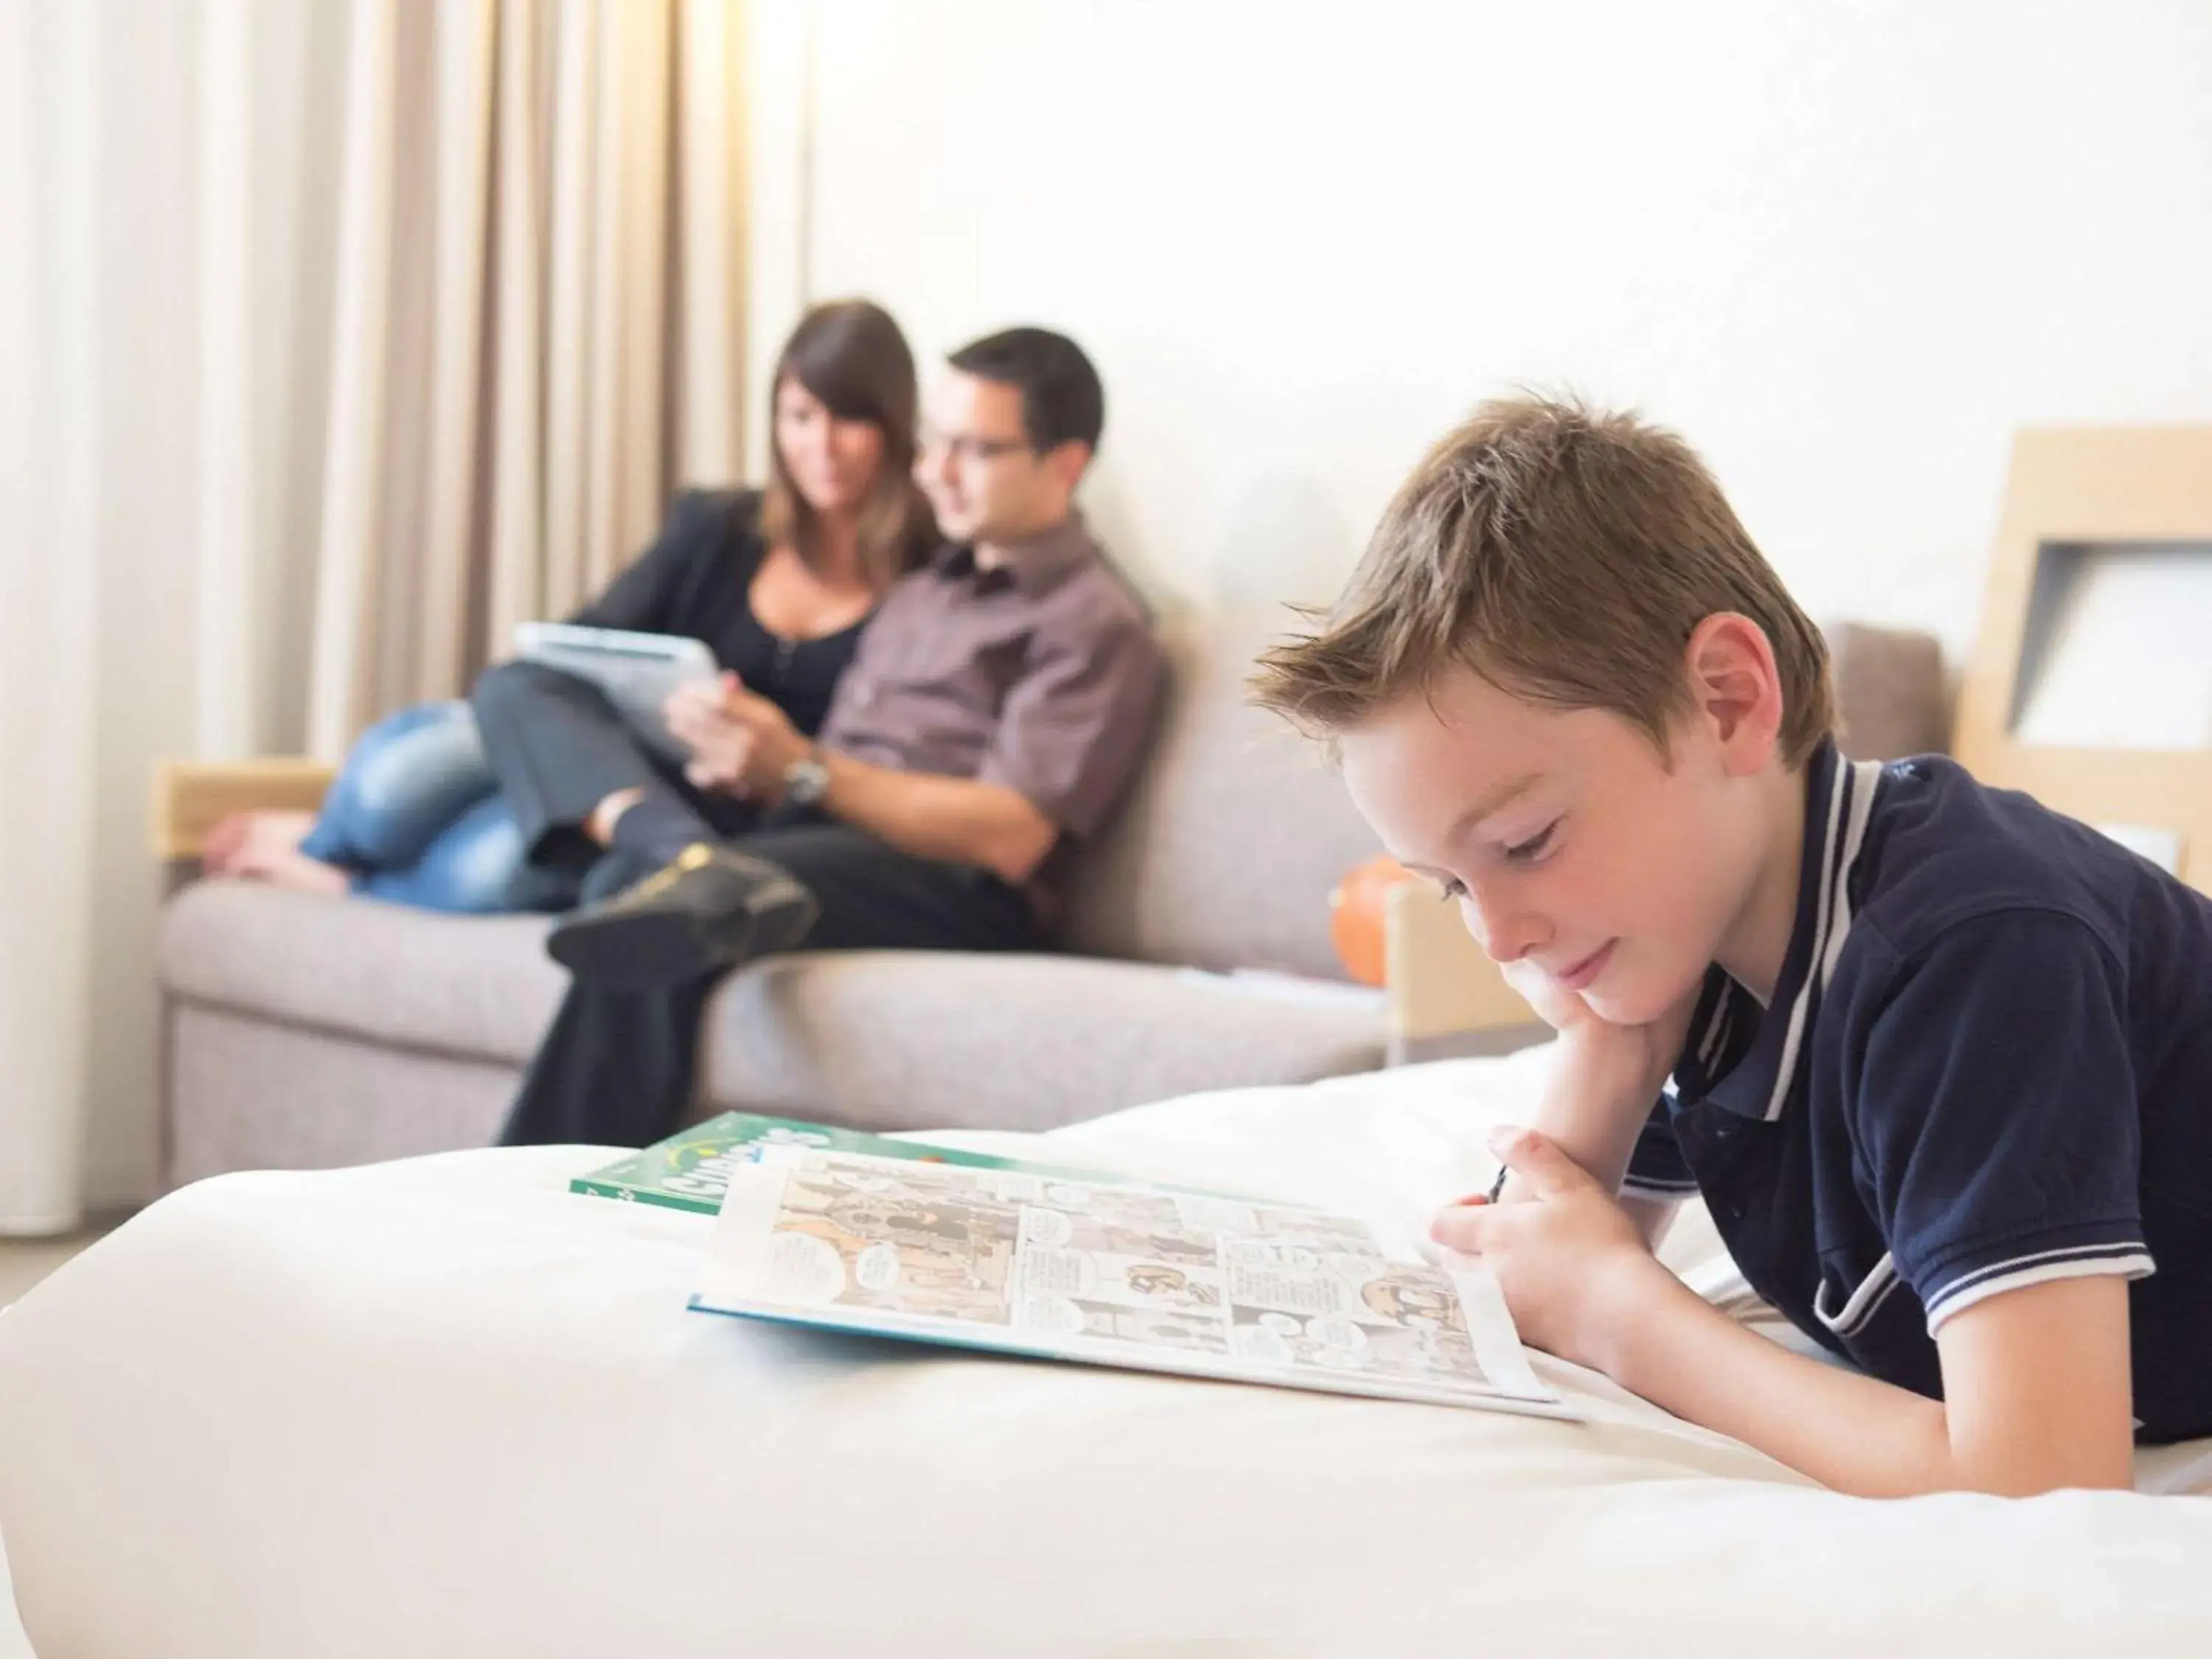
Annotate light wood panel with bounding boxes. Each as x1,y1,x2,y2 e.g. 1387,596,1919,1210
150,759,337,861
1954,427,2212,891
1383,880,1539,1061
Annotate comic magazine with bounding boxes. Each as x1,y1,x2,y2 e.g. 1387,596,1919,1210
689,1147,1576,1418
569,1113,1255,1217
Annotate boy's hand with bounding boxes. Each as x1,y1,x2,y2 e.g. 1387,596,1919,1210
1504,956,1701,1100
1499,955,1604,1034
1431,1126,1666,1368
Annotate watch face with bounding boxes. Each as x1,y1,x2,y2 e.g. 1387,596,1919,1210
786,758,830,805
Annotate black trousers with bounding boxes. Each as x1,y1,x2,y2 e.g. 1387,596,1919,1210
472,660,756,869
473,663,1048,1149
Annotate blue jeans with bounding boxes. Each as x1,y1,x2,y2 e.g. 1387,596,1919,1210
298,701,579,914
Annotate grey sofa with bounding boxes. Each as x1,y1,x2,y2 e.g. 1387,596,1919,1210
153,613,1947,1189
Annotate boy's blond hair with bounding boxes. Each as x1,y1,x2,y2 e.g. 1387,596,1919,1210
1251,395,1835,764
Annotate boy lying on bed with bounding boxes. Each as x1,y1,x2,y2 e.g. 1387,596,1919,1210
1251,395,2212,1498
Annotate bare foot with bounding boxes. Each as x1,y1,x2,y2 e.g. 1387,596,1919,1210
204,810,312,874
198,810,258,872
206,811,349,897
251,847,352,897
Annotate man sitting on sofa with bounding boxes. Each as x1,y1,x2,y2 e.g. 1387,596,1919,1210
485,327,1167,1147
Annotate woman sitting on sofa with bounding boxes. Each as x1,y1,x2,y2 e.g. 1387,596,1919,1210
204,299,939,913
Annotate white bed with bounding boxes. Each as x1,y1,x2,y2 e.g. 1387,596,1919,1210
3,1047,2208,1657
0,1539,28,1659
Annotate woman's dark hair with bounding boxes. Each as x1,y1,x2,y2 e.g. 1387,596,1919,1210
946,327,1105,455
759,299,938,590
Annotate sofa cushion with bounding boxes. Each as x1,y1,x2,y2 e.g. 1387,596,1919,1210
698,951,1384,1131
1827,620,1950,762
158,884,1385,1140
160,881,567,1065
166,1006,520,1188
1062,609,1383,978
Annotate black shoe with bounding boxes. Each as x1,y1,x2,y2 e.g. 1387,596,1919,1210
546,844,819,990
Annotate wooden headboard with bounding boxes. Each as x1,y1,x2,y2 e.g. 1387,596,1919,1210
1952,426,2212,894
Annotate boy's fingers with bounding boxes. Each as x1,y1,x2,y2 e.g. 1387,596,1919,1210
1488,1127,1590,1200
1499,959,1589,1030
1430,1203,1489,1254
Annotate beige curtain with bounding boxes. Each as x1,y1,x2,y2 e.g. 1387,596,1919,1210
298,0,746,758
0,0,100,1234
0,0,745,1232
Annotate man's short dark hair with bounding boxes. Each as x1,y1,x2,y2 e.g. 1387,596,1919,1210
947,327,1105,455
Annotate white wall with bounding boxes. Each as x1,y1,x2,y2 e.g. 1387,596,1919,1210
790,0,2212,655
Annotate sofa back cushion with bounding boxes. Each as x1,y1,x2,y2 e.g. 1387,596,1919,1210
1061,609,1380,978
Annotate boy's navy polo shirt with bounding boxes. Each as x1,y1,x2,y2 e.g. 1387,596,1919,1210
1623,739,2212,1441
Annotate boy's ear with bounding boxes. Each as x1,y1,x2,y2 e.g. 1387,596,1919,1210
1683,612,1784,773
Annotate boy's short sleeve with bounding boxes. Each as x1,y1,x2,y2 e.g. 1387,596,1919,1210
1851,911,2154,1335
1621,1094,1698,1202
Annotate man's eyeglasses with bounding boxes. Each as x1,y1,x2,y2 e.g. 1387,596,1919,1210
919,429,1033,465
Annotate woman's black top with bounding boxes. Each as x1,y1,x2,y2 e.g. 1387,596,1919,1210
567,489,866,737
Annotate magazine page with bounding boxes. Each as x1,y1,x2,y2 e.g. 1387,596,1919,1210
692,1148,1574,1419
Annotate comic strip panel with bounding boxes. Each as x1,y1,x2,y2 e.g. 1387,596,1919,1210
761,1161,1021,1324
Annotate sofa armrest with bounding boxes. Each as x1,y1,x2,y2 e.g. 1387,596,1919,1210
152,759,336,862
1382,880,1543,1064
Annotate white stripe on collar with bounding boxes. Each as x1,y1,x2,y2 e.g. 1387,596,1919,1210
1695,980,1730,1067
1817,760,1882,992
1761,757,1886,1122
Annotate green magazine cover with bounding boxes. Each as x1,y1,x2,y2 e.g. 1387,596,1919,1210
569,1113,1230,1217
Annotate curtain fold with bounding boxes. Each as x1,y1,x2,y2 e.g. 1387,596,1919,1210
0,0,746,1231
0,0,100,1235
305,0,740,756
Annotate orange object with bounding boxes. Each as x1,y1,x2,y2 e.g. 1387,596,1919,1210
1329,855,1415,987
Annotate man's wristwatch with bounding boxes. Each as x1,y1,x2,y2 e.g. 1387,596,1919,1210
781,746,831,809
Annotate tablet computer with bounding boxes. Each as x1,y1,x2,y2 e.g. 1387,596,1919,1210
512,622,720,757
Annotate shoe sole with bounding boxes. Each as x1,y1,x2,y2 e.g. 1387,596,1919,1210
547,884,819,992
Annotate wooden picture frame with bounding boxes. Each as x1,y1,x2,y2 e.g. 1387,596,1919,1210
1953,426,2212,894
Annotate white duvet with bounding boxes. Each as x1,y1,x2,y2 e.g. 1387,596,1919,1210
2,1046,2208,1658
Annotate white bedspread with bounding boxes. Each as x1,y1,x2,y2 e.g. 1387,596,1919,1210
2,1048,2208,1658
0,1536,29,1659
